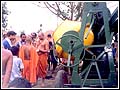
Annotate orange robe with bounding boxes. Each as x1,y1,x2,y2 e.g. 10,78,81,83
19,45,38,84
37,53,48,79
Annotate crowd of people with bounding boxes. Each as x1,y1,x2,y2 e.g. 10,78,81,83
2,30,118,88
2,30,58,88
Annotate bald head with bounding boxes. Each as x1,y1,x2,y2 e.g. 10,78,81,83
38,31,44,40
26,36,32,44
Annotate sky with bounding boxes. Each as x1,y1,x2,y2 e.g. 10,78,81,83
2,1,119,35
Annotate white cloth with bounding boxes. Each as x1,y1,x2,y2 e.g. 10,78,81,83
9,56,24,83
5,38,13,47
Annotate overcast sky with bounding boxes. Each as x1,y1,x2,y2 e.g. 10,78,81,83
2,1,119,35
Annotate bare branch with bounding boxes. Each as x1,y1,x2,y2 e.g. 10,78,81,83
61,2,71,9
42,2,84,21
74,2,83,21
32,3,46,8
55,2,70,20
70,2,73,20
45,2,58,13
44,2,66,20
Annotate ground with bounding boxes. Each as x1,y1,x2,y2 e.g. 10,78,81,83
32,63,118,88
32,77,55,88
32,64,64,88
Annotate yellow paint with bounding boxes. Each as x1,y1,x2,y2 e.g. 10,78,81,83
53,20,94,59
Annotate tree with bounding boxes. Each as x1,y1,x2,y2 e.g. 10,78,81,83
2,2,10,30
34,2,84,21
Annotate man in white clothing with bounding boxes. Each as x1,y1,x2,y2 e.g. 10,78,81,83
9,46,24,83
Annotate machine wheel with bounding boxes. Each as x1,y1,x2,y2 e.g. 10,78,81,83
54,70,68,88
55,31,85,67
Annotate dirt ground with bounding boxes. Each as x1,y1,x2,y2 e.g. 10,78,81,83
32,78,55,88
32,64,118,88
32,64,64,88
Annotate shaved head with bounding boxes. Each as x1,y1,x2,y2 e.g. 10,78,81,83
38,31,44,36
26,36,32,44
38,31,44,40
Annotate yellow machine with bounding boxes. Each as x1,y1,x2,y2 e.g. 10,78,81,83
53,20,94,59
52,2,118,88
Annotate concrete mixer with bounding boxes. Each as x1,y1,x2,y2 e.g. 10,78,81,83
52,2,118,88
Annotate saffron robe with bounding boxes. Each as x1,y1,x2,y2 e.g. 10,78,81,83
19,45,38,84
37,53,48,78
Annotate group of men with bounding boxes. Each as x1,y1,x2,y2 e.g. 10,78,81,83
2,30,57,88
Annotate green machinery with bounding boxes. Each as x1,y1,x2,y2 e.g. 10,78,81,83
54,2,118,88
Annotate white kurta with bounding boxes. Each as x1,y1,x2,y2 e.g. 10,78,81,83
9,56,24,83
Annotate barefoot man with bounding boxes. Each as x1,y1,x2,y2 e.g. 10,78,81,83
36,31,49,87
2,47,13,88
19,36,38,85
